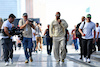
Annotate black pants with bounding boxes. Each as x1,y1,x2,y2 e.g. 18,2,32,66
65,39,68,53
96,38,100,51
82,39,93,59
79,37,83,58
1,38,13,62
12,41,16,50
46,37,52,54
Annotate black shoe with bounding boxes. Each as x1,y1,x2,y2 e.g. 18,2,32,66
80,57,82,60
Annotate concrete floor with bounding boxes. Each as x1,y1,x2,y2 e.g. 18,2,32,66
0,45,98,67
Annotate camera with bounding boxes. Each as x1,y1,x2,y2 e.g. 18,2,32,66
0,27,23,40
9,27,23,36
28,19,33,23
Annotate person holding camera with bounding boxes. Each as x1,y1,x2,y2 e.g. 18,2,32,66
19,13,35,63
1,14,15,66
50,12,68,63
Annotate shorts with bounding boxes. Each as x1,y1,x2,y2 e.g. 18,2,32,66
36,37,42,43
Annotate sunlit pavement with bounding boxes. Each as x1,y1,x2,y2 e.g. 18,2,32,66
0,45,100,67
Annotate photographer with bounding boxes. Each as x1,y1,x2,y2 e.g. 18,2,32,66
18,13,35,63
1,14,16,66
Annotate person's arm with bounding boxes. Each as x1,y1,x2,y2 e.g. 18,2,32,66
4,27,11,37
79,28,85,36
96,31,99,42
44,29,47,35
94,30,96,39
29,22,35,29
19,20,29,29
78,22,85,36
58,19,68,29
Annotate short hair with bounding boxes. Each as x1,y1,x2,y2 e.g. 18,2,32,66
96,23,99,25
9,14,16,18
56,12,61,16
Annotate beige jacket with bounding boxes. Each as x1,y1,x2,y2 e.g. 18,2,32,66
50,19,68,37
18,19,32,38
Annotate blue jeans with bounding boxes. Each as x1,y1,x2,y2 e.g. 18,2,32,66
22,37,33,60
73,39,78,50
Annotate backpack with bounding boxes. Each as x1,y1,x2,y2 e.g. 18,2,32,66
76,22,85,38
65,29,68,40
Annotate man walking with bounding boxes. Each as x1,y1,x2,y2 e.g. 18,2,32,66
79,14,96,63
76,16,85,59
19,13,35,63
1,14,15,66
50,12,68,63
96,23,100,51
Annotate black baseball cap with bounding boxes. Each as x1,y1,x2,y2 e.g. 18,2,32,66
23,13,28,16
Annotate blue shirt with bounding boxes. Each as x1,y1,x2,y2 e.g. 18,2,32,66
79,21,95,39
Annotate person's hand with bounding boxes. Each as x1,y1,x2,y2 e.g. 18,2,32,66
82,33,85,36
25,20,29,25
29,22,32,25
96,38,98,42
9,35,12,38
12,24,14,28
57,19,61,24
67,39,69,41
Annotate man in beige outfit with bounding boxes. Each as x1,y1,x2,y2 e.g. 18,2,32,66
50,12,68,63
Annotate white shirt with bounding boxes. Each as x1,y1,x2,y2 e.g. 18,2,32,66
96,27,100,38
32,29,36,41
0,20,12,39
12,35,17,41
79,21,95,39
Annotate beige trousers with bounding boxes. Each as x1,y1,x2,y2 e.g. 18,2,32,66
53,37,66,61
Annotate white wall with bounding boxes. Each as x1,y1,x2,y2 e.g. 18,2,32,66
33,0,46,33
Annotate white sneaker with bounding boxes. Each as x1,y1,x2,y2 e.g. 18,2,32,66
5,62,9,66
87,58,91,63
9,58,13,64
83,57,87,62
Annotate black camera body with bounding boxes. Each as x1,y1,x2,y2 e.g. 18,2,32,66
0,27,23,40
9,27,23,36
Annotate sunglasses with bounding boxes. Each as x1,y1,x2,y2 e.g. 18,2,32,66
55,14,60,16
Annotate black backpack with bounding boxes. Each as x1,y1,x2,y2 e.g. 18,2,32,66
65,29,68,40
76,22,85,38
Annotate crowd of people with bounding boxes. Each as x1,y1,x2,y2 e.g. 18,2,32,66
0,12,100,66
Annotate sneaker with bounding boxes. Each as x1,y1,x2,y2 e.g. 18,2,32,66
5,62,9,66
87,58,91,63
83,57,87,62
62,59,64,63
30,57,33,62
25,60,29,63
9,58,13,64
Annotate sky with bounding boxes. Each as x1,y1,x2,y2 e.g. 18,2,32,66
45,0,100,31
19,0,100,33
